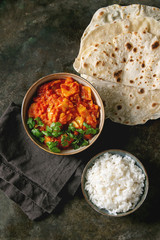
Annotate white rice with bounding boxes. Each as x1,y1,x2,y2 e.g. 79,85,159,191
85,153,145,215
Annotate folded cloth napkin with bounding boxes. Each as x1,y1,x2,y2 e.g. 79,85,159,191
0,103,85,220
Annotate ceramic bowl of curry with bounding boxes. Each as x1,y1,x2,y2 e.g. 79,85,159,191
21,73,105,155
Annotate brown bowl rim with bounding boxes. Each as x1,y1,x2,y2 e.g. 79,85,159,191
21,72,105,155
81,149,149,217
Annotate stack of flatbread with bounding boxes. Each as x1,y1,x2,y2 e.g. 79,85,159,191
73,4,160,125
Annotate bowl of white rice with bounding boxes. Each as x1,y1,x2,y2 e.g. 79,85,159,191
81,149,149,217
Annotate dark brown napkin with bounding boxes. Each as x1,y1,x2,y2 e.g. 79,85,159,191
0,103,85,220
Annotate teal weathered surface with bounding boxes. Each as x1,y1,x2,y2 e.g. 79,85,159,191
0,0,160,239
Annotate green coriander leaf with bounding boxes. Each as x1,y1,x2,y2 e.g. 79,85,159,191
76,128,85,134
46,141,60,153
51,147,61,153
68,123,76,132
72,143,80,149
61,135,65,141
53,141,59,147
31,128,43,138
91,128,97,135
27,118,35,129
72,138,80,145
47,141,58,148
50,122,56,128
34,117,44,127
42,131,52,137
54,126,61,131
52,131,63,138
61,140,68,147
85,129,91,135
85,127,99,135
81,139,89,146
62,142,68,147
39,137,45,143
50,122,62,128
85,128,96,135
83,122,90,128
55,122,62,127
59,131,64,135
61,135,71,146
95,128,99,134
83,122,99,135
66,135,71,141
52,132,59,137
67,132,75,139
46,126,52,132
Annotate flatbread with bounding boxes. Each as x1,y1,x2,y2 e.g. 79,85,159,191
82,4,160,39
74,4,160,72
76,31,160,90
73,4,160,125
81,74,160,125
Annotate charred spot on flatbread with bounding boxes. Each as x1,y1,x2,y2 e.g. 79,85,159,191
151,41,159,49
125,42,132,51
96,61,101,66
133,47,137,53
116,77,121,82
99,11,104,16
130,80,134,84
103,51,109,56
114,70,122,78
152,103,157,107
138,88,145,94
141,61,145,68
117,105,122,110
114,70,122,83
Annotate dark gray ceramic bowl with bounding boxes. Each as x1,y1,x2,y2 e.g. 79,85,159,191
81,149,149,217
21,72,105,155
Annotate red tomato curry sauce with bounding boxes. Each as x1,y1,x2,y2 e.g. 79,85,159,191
27,77,100,152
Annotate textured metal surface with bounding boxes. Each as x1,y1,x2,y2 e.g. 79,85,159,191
0,0,160,239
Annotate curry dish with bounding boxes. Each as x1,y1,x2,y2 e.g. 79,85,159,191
27,77,100,152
